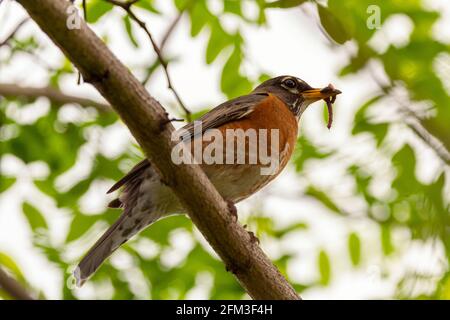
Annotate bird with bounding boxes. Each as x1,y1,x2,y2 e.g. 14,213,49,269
74,75,341,286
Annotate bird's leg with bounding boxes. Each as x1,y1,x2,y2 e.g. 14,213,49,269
247,230,260,244
325,97,333,129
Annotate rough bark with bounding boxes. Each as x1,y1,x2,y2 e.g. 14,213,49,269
16,0,300,300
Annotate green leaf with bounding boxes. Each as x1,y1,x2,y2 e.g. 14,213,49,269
123,15,139,48
305,186,341,214
66,213,100,243
221,44,252,98
293,136,331,172
381,224,394,255
86,0,113,23
273,222,308,237
265,0,307,9
224,0,242,15
352,95,389,146
206,22,232,64
22,202,48,232
317,4,350,44
348,232,361,266
0,177,15,193
189,1,209,37
135,0,160,14
318,250,331,285
392,144,421,195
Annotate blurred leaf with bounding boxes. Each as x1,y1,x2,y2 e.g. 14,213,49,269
392,144,421,195
188,1,210,37
348,232,361,266
293,136,331,172
221,44,252,98
265,0,307,8
224,0,242,15
317,4,351,44
206,21,232,64
318,250,331,285
86,0,113,23
348,165,377,205
66,213,103,243
381,224,394,255
123,15,139,48
273,222,308,237
305,186,341,214
352,96,389,146
135,0,160,14
22,202,48,232
0,177,15,193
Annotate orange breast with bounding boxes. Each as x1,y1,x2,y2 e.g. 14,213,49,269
192,94,298,202
217,94,298,166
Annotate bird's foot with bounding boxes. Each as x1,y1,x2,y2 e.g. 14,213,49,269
247,231,260,244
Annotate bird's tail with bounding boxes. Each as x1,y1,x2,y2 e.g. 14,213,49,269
74,162,159,286
74,214,129,287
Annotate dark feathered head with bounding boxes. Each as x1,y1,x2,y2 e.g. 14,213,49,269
253,75,341,119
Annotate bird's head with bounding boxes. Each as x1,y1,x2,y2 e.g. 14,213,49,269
253,75,342,121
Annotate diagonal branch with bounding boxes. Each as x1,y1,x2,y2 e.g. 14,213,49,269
159,9,184,51
368,67,450,165
0,18,29,47
141,8,185,86
16,0,299,300
0,83,111,112
105,0,191,121
0,267,34,300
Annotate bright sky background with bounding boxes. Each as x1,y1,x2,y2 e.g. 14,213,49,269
1,0,449,299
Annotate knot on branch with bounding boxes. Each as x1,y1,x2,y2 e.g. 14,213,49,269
83,69,110,85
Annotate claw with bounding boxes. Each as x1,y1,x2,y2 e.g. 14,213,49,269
247,231,260,244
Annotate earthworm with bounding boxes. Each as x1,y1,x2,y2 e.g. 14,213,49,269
325,83,337,129
325,97,333,129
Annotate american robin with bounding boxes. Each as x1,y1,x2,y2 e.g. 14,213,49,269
74,75,341,285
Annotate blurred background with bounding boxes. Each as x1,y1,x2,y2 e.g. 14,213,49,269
0,0,449,299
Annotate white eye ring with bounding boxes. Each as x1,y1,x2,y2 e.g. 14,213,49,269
284,79,296,88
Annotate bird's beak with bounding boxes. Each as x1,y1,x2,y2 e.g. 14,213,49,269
302,85,342,101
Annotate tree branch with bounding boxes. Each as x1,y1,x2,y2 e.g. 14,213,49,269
159,9,183,51
368,67,450,165
0,267,34,300
105,0,191,121
0,18,29,47
17,0,299,300
0,83,111,112
141,8,185,86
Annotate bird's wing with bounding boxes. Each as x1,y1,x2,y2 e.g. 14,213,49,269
181,92,268,140
107,158,150,194
106,92,268,194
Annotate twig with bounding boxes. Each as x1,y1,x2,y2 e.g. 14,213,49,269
142,9,185,86
82,0,87,21
0,267,34,300
0,18,29,47
105,0,191,121
160,10,184,51
368,66,450,165
0,83,111,112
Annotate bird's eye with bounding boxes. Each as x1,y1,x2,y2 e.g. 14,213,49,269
284,79,296,88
